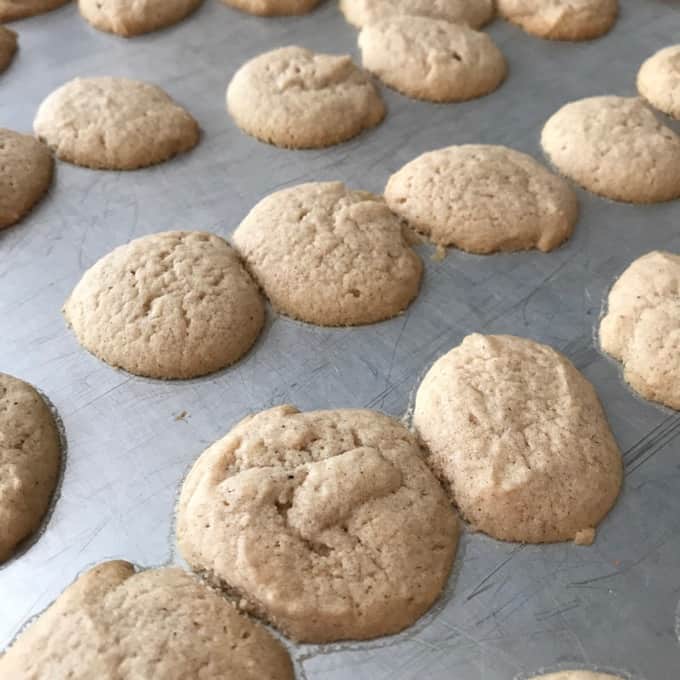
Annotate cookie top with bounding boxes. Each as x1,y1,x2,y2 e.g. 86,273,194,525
637,44,680,120
497,0,618,41
0,373,61,563
600,251,680,410
177,405,459,643
79,0,203,37
63,231,265,379
530,673,623,680
0,0,69,21
0,561,294,679
221,0,319,16
0,25,16,73
0,129,53,230
385,145,578,253
226,46,385,149
413,334,623,544
541,96,680,203
233,182,423,326
34,77,199,170
358,16,506,102
339,0,495,29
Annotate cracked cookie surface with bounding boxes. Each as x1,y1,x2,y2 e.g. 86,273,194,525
226,46,385,148
497,0,618,41
79,0,203,36
0,561,294,679
0,373,60,563
0,128,53,230
0,0,68,21
359,16,506,102
33,77,199,170
176,405,459,643
233,181,422,326
339,0,494,29
0,26,16,73
385,145,578,253
637,44,680,120
63,231,265,379
413,334,622,544
600,251,680,410
541,96,680,203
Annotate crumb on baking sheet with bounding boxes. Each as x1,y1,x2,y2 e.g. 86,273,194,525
574,527,596,545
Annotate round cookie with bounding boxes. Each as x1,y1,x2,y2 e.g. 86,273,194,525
0,373,61,563
63,231,265,379
0,561,294,679
0,26,17,73
177,405,459,643
600,251,680,410
221,0,319,16
530,673,624,680
497,0,618,41
339,0,495,29
384,145,578,254
637,44,680,120
541,96,680,203
34,77,199,170
79,0,203,37
233,182,423,326
0,129,54,230
0,0,69,22
413,333,623,544
226,46,385,149
358,16,506,102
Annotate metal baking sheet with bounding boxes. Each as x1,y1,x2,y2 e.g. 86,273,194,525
1,1,680,678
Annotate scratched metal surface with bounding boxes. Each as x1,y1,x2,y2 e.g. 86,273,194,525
1,1,680,678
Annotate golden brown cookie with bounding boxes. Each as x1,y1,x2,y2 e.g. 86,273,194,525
0,0,69,22
637,44,680,120
0,25,17,73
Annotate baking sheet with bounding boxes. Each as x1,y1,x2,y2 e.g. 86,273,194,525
1,1,680,678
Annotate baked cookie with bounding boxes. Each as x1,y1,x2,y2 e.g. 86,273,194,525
385,145,578,254
541,96,680,203
63,231,265,379
359,16,506,102
339,0,495,29
530,673,623,680
0,25,16,73
600,251,680,410
0,0,68,22
226,46,384,149
0,373,61,563
413,334,622,544
0,129,53,230
637,44,680,120
221,0,319,16
497,0,618,41
233,182,422,326
0,561,294,679
79,0,203,37
34,77,199,170
177,405,459,643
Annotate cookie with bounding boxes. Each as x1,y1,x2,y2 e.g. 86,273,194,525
221,0,319,16
34,77,199,170
226,46,385,149
358,16,506,102
0,561,294,679
0,0,68,22
413,334,622,544
637,44,680,120
385,145,578,254
63,231,265,379
79,0,203,37
497,0,618,41
0,373,61,563
530,673,623,680
0,129,53,230
233,182,422,326
177,405,459,643
339,0,495,29
600,251,680,410
541,96,680,203
0,25,16,73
